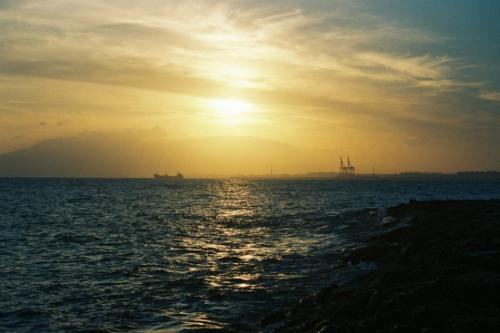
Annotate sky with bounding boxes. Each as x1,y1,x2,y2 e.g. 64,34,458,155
0,0,499,174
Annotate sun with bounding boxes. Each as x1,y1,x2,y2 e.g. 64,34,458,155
209,98,254,125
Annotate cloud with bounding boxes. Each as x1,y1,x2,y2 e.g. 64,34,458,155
0,0,22,9
0,0,471,96
479,91,500,103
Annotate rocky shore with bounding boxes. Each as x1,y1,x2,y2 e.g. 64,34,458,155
261,200,500,333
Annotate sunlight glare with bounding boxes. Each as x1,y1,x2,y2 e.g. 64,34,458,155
209,98,255,125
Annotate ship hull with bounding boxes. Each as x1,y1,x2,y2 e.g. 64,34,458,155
153,174,184,180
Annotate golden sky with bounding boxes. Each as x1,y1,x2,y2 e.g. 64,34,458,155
1,0,499,174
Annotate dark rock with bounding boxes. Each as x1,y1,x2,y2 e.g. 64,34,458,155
345,245,401,265
262,200,500,333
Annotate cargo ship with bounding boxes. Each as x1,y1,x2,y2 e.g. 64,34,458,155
153,172,184,180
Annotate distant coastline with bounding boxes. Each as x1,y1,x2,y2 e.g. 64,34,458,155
233,170,500,181
1,171,500,180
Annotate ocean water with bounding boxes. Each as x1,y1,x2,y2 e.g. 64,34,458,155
1,178,499,332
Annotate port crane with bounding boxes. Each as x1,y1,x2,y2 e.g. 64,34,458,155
339,156,356,175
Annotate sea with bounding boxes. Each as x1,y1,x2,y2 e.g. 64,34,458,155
1,177,499,332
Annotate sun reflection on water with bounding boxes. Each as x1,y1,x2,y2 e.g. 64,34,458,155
159,179,342,330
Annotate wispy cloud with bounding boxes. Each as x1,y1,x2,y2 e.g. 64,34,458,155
0,0,470,96
479,91,500,103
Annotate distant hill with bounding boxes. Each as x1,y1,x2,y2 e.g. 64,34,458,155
0,134,315,178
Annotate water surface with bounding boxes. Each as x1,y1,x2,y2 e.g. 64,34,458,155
1,178,499,332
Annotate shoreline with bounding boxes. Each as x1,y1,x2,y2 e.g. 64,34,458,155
261,199,500,333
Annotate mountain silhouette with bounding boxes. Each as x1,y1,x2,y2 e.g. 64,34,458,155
0,133,314,177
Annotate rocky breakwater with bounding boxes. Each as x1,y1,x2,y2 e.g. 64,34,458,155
262,200,500,333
